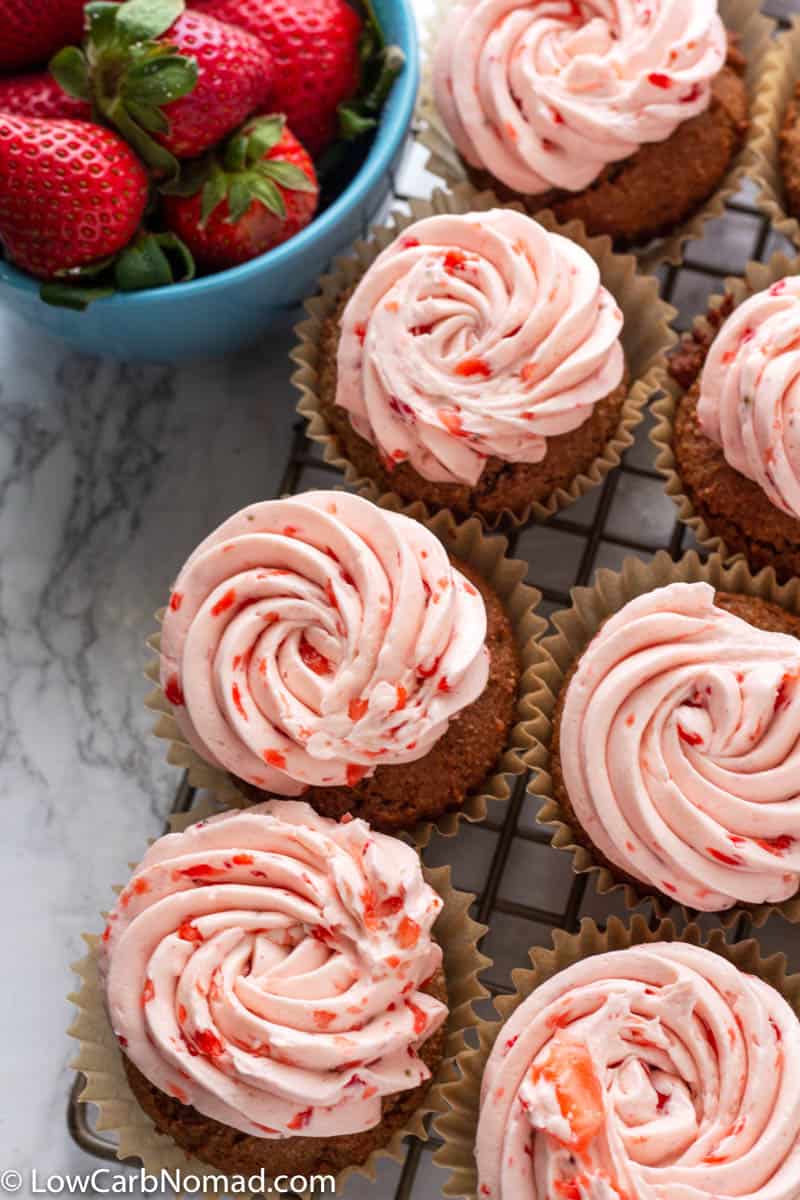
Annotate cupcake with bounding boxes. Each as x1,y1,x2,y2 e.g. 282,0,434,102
664,276,800,581
472,937,800,1199
156,489,523,831
548,579,800,914
429,0,749,248
781,75,800,227
97,801,453,1178
308,207,632,522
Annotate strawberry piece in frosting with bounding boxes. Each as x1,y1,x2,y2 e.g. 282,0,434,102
336,210,624,487
477,943,800,1199
100,801,448,1140
433,0,726,196
159,490,489,794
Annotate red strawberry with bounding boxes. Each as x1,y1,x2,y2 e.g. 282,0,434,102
0,115,148,280
52,0,274,176
0,73,92,121
163,115,318,269
189,0,361,156
0,0,86,72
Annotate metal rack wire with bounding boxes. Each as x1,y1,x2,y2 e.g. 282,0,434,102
68,3,800,1191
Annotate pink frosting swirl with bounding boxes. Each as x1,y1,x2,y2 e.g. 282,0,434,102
476,943,800,1199
433,0,727,196
159,491,489,793
698,277,800,521
100,801,448,1139
560,583,800,910
336,210,624,486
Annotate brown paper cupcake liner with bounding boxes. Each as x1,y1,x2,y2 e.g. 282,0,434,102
69,794,491,1197
750,15,800,251
292,181,676,530
651,247,800,565
433,912,800,1200
146,497,546,849
526,548,800,928
417,0,774,272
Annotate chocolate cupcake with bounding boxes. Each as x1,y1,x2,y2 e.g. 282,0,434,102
154,489,530,833
750,16,800,251
542,574,800,917
427,0,751,249
296,203,668,525
91,801,468,1180
658,275,800,581
435,917,800,1200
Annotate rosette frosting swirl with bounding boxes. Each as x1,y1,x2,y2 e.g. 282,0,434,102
336,210,625,486
476,942,800,1199
433,0,727,196
560,582,800,910
698,277,800,521
100,801,448,1138
159,491,490,793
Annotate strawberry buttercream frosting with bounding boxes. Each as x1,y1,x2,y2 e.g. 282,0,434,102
698,277,800,521
559,582,800,910
335,210,625,486
100,801,448,1138
432,0,727,196
476,942,800,1199
159,491,490,794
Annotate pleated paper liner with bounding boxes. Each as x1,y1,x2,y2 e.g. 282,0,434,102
750,15,800,251
527,548,800,929
651,247,800,566
417,0,774,272
146,499,546,850
432,913,800,1200
292,182,676,530
69,793,491,1199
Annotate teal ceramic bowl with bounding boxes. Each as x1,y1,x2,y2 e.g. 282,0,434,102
0,0,419,362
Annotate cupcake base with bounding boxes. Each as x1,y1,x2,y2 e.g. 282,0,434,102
462,56,748,248
673,383,800,581
318,295,629,521
780,81,800,221
550,590,800,906
237,560,520,832
120,970,448,1179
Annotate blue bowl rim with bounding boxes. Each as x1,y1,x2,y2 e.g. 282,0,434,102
0,0,420,308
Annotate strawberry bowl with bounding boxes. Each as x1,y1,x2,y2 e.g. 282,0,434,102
0,0,419,363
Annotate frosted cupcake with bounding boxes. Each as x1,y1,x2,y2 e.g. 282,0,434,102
99,802,452,1177
430,0,748,246
551,581,800,913
474,940,800,1198
666,276,800,581
157,490,521,829
314,208,629,521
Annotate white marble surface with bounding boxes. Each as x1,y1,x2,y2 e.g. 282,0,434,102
3,2,800,1197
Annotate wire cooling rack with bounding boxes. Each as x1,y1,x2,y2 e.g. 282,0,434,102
69,1,800,1193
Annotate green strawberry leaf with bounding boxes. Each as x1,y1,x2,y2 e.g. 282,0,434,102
107,97,181,180
39,282,115,311
125,54,197,105
116,0,184,43
49,46,91,101
125,98,170,134
223,133,250,174
114,231,194,290
248,175,285,219
227,177,258,223
84,2,122,49
337,105,376,140
200,165,229,225
259,159,316,193
243,115,285,164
